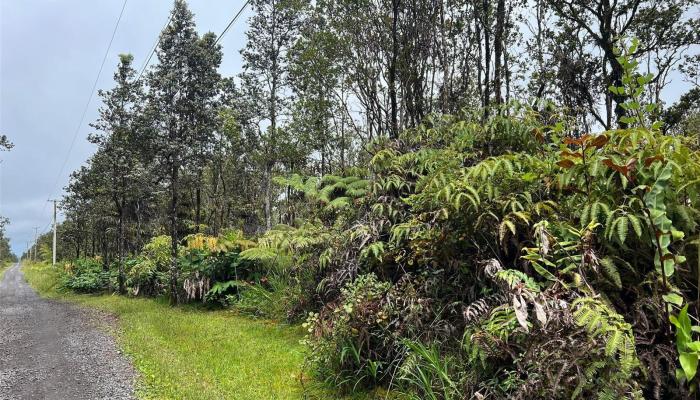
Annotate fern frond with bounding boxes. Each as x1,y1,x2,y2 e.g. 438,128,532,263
239,247,278,262
463,293,509,324
499,219,516,244
600,257,622,289
615,216,628,244
627,213,643,238
325,196,352,210
572,298,640,375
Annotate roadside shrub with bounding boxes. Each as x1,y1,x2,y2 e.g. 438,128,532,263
304,274,399,391
62,257,109,293
126,235,171,296
181,231,258,305
298,62,700,397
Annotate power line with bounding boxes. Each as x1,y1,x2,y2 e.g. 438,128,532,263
135,9,176,84
42,0,129,218
135,0,249,85
40,221,51,235
215,0,251,46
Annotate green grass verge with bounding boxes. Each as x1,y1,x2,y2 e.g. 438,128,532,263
22,262,395,400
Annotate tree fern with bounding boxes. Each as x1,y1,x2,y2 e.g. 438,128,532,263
239,247,278,262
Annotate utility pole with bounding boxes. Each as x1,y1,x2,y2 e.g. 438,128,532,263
32,226,39,262
50,199,57,266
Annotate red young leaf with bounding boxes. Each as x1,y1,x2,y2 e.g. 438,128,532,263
602,159,626,173
563,137,583,146
557,159,575,169
588,134,609,149
644,155,664,167
560,150,583,159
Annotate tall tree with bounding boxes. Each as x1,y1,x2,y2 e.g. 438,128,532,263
144,0,222,303
240,0,304,230
88,54,144,294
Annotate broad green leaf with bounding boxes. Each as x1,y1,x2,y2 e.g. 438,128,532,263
532,262,557,281
680,352,698,381
663,293,684,306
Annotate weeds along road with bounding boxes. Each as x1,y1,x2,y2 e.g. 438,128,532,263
0,263,135,400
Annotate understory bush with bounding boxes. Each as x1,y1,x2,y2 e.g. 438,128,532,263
125,235,171,296
303,274,395,390
62,257,110,293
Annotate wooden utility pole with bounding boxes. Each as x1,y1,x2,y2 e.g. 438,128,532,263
50,200,57,266
32,226,39,262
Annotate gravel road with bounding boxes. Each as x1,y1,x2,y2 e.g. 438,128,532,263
0,263,135,400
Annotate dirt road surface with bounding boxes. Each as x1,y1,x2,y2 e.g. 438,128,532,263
0,263,135,400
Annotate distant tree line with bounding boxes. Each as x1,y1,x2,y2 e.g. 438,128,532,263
0,135,17,264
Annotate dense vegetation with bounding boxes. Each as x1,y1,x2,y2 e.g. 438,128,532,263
24,0,700,398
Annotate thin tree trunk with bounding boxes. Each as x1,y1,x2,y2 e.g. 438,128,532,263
494,0,505,105
169,164,180,305
389,0,400,139
264,162,272,230
118,201,125,295
482,0,491,119
195,184,202,233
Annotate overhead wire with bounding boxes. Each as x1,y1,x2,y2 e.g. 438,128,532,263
41,0,129,219
215,0,251,46
134,9,176,84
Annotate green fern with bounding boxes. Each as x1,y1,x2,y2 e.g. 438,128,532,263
239,247,278,262
599,257,622,289
495,269,540,292
572,297,639,375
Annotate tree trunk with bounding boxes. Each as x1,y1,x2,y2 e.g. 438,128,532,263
389,0,400,139
493,0,505,105
264,162,272,230
606,48,628,127
169,164,180,305
482,0,491,119
91,227,96,257
118,199,125,295
136,200,142,250
195,184,202,233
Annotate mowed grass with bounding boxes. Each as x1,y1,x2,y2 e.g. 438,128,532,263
23,262,391,400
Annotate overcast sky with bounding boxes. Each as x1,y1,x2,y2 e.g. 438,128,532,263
0,0,251,256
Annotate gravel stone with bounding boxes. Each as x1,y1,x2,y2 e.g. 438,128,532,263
0,264,136,400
